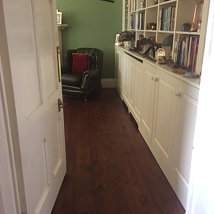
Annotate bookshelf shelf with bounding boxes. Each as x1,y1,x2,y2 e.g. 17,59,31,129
125,0,208,74
176,31,200,36
136,8,146,12
159,0,177,6
145,30,157,33
158,30,174,34
146,4,158,9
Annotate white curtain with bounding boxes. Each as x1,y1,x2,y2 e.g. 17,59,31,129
186,0,214,213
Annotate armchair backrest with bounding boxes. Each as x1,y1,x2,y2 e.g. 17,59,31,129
66,48,103,74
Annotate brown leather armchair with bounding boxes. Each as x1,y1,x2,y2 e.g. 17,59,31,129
61,48,103,99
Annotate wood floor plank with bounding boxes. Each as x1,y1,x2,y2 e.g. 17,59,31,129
52,89,185,214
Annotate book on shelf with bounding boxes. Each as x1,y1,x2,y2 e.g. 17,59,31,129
191,37,199,73
171,7,175,31
130,13,137,29
173,36,179,62
174,35,199,72
180,40,186,66
187,36,193,69
184,36,189,66
164,7,168,31
129,0,137,12
137,12,144,30
158,9,163,30
167,7,171,31
159,6,175,31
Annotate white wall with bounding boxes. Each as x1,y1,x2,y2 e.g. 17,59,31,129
186,1,214,213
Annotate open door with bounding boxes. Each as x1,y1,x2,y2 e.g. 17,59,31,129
1,0,66,213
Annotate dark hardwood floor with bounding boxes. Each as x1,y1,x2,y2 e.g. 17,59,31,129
52,89,185,214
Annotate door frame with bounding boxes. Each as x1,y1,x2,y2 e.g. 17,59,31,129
0,69,20,214
0,0,27,212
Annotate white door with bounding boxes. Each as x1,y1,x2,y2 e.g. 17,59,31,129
2,0,66,213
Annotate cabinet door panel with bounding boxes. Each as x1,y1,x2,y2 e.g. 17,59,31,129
140,64,155,145
134,64,143,117
115,49,122,90
128,58,136,105
153,76,175,179
123,55,129,97
115,51,119,88
172,89,198,208
120,52,125,93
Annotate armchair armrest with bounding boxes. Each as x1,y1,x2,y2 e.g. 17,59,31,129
81,68,100,89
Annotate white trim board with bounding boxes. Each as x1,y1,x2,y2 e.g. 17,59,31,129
101,78,115,88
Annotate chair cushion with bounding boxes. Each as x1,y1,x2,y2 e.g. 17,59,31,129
66,48,103,72
61,73,82,87
72,53,89,73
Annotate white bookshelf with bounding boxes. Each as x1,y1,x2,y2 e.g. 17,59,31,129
124,0,210,75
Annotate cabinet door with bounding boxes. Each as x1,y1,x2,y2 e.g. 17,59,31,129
117,53,122,91
128,57,136,106
123,54,130,97
172,83,199,208
115,47,123,91
115,49,120,89
139,62,156,148
133,60,144,123
120,51,125,94
152,72,176,182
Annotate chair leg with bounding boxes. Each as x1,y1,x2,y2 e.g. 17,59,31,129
83,94,88,103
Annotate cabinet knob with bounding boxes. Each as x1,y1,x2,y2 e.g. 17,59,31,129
154,77,159,82
175,91,182,97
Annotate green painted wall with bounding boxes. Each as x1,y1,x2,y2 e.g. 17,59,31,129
56,0,122,78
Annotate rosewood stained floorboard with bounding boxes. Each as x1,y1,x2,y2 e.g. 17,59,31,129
52,89,185,214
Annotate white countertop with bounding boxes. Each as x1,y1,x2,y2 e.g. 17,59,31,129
116,45,200,89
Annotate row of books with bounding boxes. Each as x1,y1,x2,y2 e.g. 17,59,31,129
173,36,199,72
129,0,137,12
130,13,145,30
159,6,175,31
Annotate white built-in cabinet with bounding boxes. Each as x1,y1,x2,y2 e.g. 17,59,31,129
115,45,199,209
121,52,144,124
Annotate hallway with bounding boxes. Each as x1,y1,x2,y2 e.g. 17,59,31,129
52,89,185,214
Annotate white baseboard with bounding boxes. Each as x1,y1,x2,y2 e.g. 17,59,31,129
101,78,115,88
